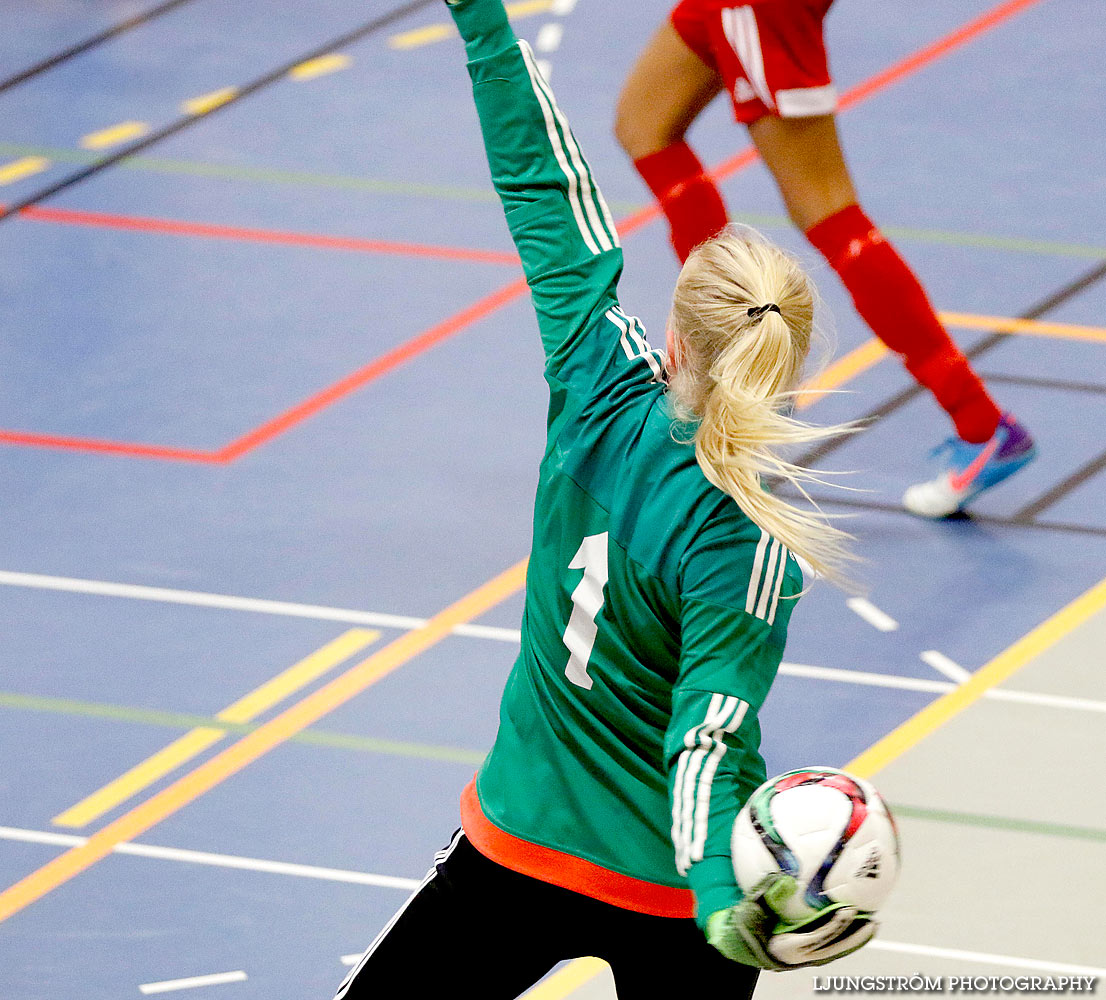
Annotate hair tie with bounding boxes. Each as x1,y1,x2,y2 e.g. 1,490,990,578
746,303,782,321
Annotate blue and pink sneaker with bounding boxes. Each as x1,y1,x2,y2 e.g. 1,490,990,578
902,413,1037,518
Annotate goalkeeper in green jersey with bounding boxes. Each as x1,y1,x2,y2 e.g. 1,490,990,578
336,0,875,996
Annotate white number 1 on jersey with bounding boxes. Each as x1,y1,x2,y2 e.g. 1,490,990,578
562,531,609,690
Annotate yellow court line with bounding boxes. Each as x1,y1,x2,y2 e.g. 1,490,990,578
289,53,351,80
389,23,453,48
848,575,1106,778
796,338,889,411
504,0,557,15
0,559,528,925
0,156,51,185
52,728,229,830
80,121,150,151
51,628,379,828
390,0,553,48
182,87,239,116
940,311,1106,343
795,310,1105,413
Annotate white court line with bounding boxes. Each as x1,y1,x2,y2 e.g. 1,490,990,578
4,826,1102,981
453,622,522,642
0,570,522,643
869,940,1106,977
985,688,1106,713
139,971,247,994
920,649,972,683
845,597,900,631
0,826,420,890
4,572,1101,713
780,662,953,694
780,664,1106,714
550,0,576,13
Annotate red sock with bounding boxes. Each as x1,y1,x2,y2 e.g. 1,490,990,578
634,141,728,263
805,204,1000,443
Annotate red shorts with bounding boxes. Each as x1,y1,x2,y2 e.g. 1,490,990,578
671,0,837,124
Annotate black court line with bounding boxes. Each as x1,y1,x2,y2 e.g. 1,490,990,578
796,255,1106,470
0,0,437,224
1013,446,1106,522
979,372,1106,396
0,0,199,96
976,370,1106,519
795,493,1106,539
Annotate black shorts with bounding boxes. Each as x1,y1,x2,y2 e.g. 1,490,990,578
335,831,760,999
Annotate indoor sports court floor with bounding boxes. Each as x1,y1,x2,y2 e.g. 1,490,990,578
1,1,1103,997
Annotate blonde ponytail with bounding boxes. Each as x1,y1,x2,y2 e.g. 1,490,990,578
667,226,857,586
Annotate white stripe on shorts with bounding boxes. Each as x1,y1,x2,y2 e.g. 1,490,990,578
722,6,775,111
333,830,464,999
776,84,838,117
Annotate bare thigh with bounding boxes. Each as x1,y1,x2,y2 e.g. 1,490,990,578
614,20,724,160
747,113,859,232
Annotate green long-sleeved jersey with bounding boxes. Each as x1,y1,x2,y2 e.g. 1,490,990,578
449,0,802,926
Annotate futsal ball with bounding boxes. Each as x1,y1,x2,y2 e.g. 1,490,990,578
731,767,900,923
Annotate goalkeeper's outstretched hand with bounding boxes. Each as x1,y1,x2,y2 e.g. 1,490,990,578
706,874,877,971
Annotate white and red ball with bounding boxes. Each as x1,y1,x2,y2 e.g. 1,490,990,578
731,767,901,923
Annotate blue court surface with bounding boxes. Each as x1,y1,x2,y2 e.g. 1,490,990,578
1,1,1104,997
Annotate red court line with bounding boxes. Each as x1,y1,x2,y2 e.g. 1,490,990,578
0,429,221,463
837,0,1045,112
0,0,1043,463
215,276,530,461
11,204,520,266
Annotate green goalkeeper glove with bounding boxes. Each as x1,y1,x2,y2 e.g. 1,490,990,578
706,874,877,971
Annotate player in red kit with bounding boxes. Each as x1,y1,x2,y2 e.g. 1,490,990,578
615,0,1036,518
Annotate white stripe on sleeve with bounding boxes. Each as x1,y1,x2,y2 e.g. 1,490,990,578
745,529,771,615
519,41,619,253
517,41,602,255
673,693,732,872
754,539,782,621
689,700,748,864
766,548,791,626
672,694,749,874
606,308,664,381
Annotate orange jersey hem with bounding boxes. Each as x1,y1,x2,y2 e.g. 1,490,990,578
460,778,696,919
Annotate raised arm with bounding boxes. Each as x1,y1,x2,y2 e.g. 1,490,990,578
447,0,628,375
